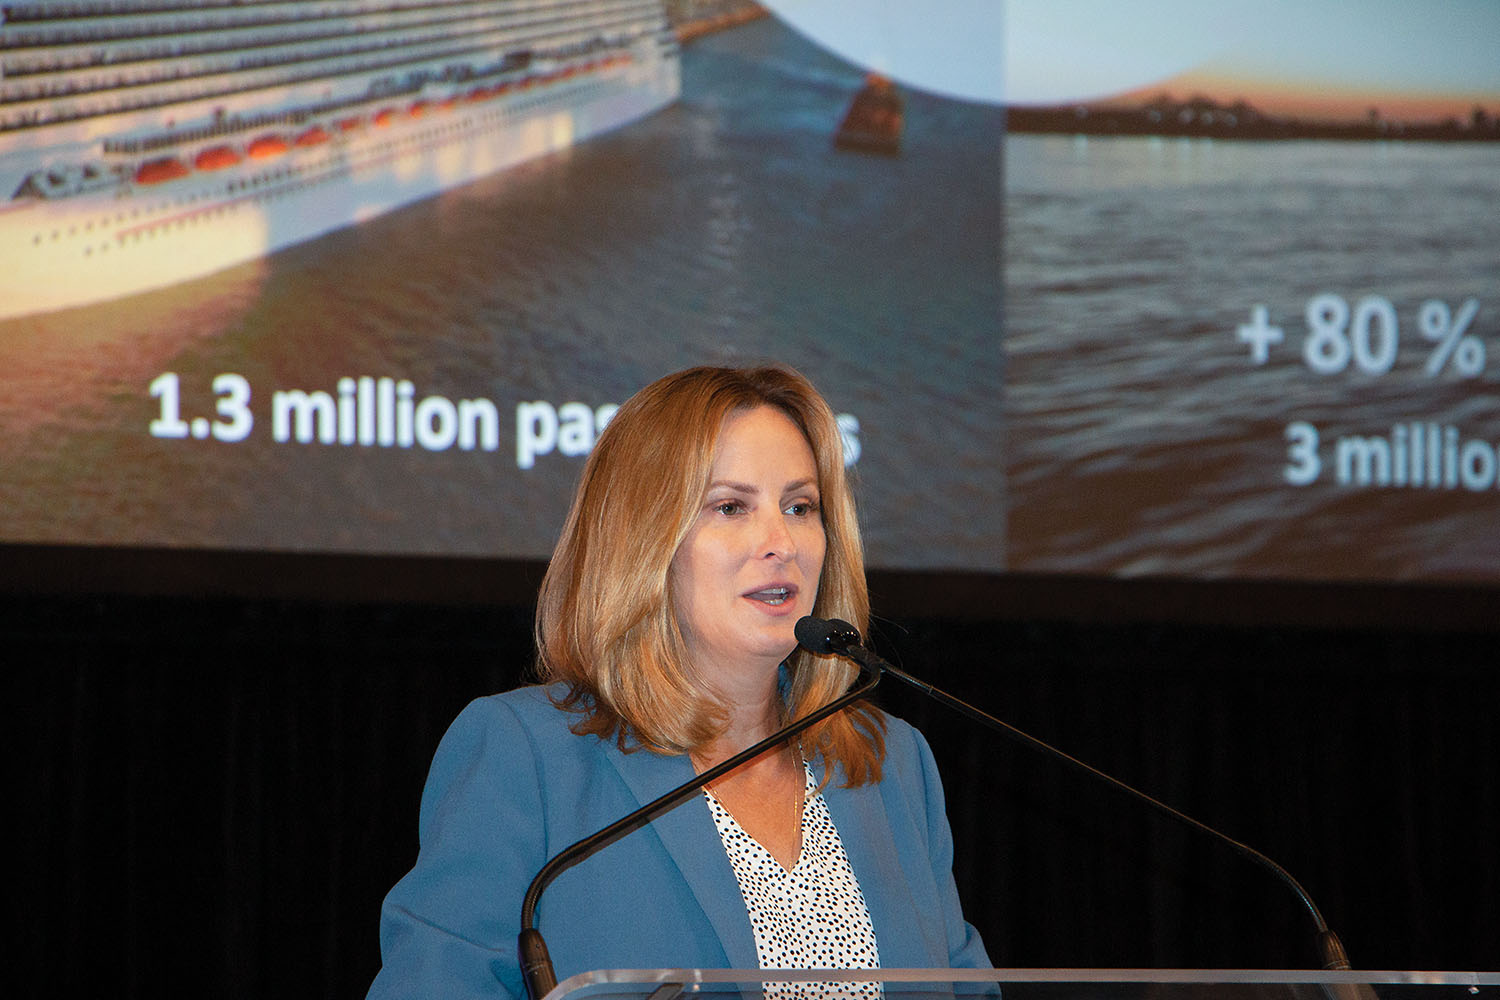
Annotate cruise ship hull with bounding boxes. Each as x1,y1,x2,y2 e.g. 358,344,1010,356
1,51,678,321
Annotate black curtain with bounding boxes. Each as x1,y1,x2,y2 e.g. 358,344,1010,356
8,589,1496,999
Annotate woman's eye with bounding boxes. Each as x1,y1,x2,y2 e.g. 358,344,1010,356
712,500,744,516
786,500,820,517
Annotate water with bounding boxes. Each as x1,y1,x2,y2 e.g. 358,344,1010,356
1005,134,1500,580
0,18,1006,571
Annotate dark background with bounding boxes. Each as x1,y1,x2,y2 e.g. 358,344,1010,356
6,547,1497,998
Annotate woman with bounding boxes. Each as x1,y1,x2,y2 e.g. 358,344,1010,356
368,365,990,1000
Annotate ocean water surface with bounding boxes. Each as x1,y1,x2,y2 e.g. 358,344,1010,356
1005,134,1500,580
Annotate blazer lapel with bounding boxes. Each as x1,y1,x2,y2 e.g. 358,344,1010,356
821,760,944,969
602,743,761,970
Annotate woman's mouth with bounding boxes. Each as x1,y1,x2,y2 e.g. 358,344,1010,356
745,586,794,606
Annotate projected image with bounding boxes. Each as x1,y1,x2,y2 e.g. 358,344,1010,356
12,0,1492,585
0,2,1005,570
1002,0,1500,581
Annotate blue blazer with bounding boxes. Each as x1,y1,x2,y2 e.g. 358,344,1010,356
368,685,991,999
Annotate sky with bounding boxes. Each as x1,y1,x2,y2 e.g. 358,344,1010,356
759,0,1500,119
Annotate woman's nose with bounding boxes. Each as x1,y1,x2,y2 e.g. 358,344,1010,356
758,510,796,560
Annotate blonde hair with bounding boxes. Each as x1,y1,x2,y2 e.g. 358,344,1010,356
534,365,885,785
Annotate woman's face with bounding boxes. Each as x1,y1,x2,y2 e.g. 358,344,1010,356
670,405,827,688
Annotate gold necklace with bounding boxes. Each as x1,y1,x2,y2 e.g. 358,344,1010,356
789,742,806,860
694,744,806,863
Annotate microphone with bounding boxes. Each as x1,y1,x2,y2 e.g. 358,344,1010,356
517,648,881,1000
794,615,860,656
796,615,1367,976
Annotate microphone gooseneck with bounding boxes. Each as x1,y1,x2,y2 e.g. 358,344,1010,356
797,615,1360,972
517,644,880,1000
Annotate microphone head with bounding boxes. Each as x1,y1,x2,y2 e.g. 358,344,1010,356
795,616,861,655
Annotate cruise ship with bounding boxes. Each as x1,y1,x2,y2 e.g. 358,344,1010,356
0,0,681,320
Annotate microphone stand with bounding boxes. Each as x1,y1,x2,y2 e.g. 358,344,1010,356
517,659,881,1000
821,621,1364,978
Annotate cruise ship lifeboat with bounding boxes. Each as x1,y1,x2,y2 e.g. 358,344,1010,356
373,107,396,127
408,99,430,118
247,134,290,160
194,145,242,171
294,126,331,147
135,157,191,185
336,116,362,132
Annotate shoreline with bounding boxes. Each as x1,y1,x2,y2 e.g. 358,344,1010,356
1007,101,1500,144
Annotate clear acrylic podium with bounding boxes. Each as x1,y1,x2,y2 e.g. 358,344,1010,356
543,968,1499,1000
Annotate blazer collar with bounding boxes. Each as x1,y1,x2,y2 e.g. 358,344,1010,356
601,740,761,970
819,759,945,969
601,742,943,971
